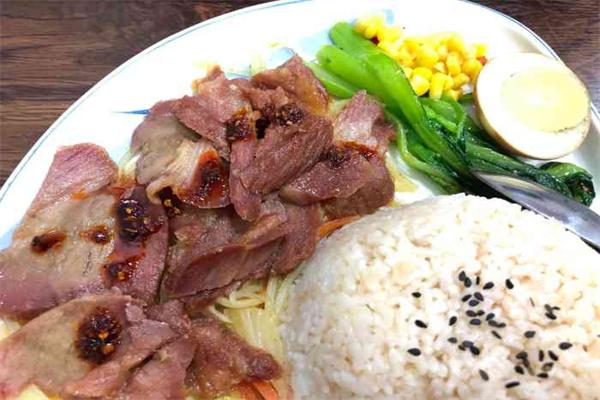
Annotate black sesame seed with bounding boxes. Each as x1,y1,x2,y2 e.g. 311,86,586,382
552,306,560,311
505,381,520,389
548,350,559,361
516,351,528,360
466,310,477,317
545,313,557,320
470,346,480,356
458,271,466,281
464,277,472,288
496,322,507,328
486,313,495,321
522,358,531,369
479,369,489,381
476,276,480,285
476,310,485,317
559,342,573,350
468,299,480,307
514,365,525,375
492,330,502,339
544,304,553,313
474,292,484,301
449,316,457,326
542,362,554,372
537,373,549,379
462,340,474,348
505,279,514,289
415,320,427,329
411,292,421,298
469,318,481,326
524,330,536,339
461,294,472,302
483,282,494,290
458,344,466,351
538,350,545,362
407,348,421,356
529,297,535,307
448,337,458,344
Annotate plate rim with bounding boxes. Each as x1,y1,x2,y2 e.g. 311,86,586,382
1,0,598,204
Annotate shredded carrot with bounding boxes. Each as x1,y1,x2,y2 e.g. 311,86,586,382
318,215,360,239
236,383,262,400
251,380,279,400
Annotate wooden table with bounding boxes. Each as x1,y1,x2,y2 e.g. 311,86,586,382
1,0,598,186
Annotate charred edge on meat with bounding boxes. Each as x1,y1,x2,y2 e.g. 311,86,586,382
225,111,254,142
345,142,378,160
80,225,111,244
117,198,160,242
324,147,353,169
104,256,140,283
75,306,121,364
31,230,67,253
275,103,304,126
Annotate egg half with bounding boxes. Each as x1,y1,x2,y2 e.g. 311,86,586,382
475,53,590,159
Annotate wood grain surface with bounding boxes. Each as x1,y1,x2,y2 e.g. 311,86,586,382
1,0,598,186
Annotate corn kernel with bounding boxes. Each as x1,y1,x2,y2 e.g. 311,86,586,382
397,47,415,67
453,72,470,89
463,45,477,59
403,37,421,53
410,74,430,96
446,51,462,76
447,34,466,54
402,66,413,78
437,44,448,61
378,40,401,59
412,67,432,80
444,89,461,101
474,43,487,58
377,24,403,43
433,61,447,74
443,75,454,91
463,58,483,80
356,13,385,39
416,44,439,68
429,73,447,99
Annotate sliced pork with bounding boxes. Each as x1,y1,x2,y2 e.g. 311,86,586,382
280,146,372,205
175,67,252,159
164,199,287,305
0,145,167,320
322,156,395,219
0,294,175,399
120,338,196,400
279,91,395,211
133,100,230,208
190,315,282,398
252,54,329,116
240,112,333,195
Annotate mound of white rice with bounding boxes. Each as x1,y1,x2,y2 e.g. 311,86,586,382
281,195,600,400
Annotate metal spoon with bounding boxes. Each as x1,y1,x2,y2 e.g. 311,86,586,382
472,170,600,251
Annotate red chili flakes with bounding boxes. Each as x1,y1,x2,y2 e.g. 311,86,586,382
31,230,66,253
80,225,111,245
104,256,140,283
75,306,121,364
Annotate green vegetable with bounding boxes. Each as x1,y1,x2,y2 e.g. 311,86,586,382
306,61,357,99
541,162,596,206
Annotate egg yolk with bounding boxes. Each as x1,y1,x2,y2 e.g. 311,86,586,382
501,68,588,132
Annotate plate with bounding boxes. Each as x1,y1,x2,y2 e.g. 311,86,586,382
1,0,598,248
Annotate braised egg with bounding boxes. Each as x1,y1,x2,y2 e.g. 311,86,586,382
475,53,590,159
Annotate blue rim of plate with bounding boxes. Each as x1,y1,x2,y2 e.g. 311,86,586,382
1,0,598,204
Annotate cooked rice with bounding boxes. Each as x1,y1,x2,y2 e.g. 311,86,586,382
281,194,600,399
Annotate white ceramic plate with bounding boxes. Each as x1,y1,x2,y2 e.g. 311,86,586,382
1,0,598,248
